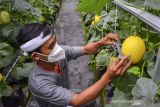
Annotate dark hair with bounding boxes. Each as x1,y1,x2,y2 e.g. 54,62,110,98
16,23,54,55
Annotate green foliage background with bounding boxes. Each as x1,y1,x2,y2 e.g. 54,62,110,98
0,0,61,102
77,0,160,106
0,0,160,106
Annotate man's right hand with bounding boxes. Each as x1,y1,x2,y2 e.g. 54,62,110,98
104,56,132,81
70,56,132,107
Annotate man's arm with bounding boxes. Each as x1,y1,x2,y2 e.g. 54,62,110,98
82,41,102,55
69,57,132,106
82,33,119,55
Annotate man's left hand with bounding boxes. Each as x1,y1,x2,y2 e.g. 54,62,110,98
99,33,120,46
82,33,120,55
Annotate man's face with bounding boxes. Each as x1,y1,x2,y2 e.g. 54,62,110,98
40,35,56,54
31,34,57,61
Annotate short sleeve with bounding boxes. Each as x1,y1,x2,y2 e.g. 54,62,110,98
61,45,83,61
33,85,74,106
28,71,75,106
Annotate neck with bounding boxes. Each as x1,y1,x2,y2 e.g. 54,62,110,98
37,60,57,72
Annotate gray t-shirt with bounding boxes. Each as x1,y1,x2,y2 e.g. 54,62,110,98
28,45,83,107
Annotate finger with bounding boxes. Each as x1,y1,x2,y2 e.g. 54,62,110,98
106,34,120,42
106,41,114,45
115,56,128,69
31,52,40,58
119,58,129,75
33,52,47,56
116,66,124,75
115,57,129,75
112,58,121,66
120,59,132,75
31,52,40,61
31,52,35,58
31,52,48,60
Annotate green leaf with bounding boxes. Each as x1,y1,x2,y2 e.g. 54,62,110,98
0,42,14,56
12,0,33,12
157,86,160,96
148,34,160,44
0,43,14,69
76,0,108,14
84,14,93,23
132,78,158,106
88,55,97,72
2,26,13,37
143,50,155,62
112,73,138,96
111,89,132,107
0,83,12,98
0,43,10,50
0,56,12,69
95,49,110,67
0,48,13,56
127,66,141,76
89,35,101,43
147,62,155,78
11,63,34,80
18,55,26,64
12,0,41,17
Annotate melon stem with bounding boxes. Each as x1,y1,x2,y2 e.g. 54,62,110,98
140,61,146,77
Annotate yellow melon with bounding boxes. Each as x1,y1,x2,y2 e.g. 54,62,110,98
121,36,146,64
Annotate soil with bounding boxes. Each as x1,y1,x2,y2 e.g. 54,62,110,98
55,0,94,90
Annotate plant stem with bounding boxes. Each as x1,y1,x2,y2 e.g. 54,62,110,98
140,61,146,77
24,90,31,107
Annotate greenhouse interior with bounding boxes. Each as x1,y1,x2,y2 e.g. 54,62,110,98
0,0,160,107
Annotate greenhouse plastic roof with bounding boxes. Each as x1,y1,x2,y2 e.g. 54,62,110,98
114,0,160,32
113,0,160,84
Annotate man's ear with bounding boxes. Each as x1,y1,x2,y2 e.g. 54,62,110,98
31,52,40,61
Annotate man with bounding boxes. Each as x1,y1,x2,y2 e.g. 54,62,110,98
16,23,132,107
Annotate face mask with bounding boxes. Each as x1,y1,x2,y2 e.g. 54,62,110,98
37,43,65,62
48,43,65,62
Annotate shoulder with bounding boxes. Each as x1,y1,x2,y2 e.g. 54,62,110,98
28,66,58,94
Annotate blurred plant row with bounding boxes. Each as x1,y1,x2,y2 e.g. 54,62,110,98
0,0,61,105
77,0,160,106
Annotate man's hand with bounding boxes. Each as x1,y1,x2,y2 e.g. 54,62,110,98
70,56,132,107
103,56,132,81
99,33,120,46
82,33,119,55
